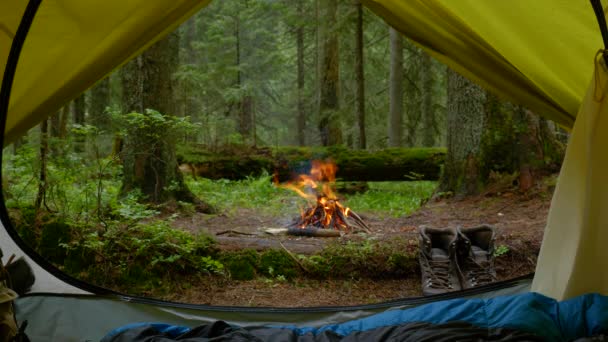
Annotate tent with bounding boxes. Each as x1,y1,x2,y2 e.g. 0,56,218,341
2,0,608,340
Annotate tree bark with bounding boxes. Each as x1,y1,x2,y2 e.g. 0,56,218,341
318,0,342,146
59,104,70,139
121,57,143,114
421,53,435,147
388,27,403,147
439,69,485,196
296,0,306,146
354,0,366,149
120,33,214,213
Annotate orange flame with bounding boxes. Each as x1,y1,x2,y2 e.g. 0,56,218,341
280,159,352,230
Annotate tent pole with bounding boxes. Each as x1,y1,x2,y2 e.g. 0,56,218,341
591,0,608,65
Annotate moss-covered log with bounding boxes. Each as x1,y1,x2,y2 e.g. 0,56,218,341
177,145,445,181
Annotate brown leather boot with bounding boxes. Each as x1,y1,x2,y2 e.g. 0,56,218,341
418,227,462,296
457,224,497,289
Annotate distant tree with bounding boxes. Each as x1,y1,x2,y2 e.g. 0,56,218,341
388,27,403,147
318,0,342,146
89,77,111,131
421,53,436,147
296,0,306,146
35,119,49,212
180,16,198,134
120,32,214,212
72,93,86,152
354,0,366,149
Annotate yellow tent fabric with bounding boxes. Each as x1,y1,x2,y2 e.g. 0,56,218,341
363,0,601,128
532,54,608,299
2,0,608,301
1,0,601,143
1,0,210,144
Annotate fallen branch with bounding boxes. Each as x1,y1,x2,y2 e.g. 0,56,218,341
279,241,310,273
215,229,257,236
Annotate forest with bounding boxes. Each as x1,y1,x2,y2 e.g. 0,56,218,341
2,0,566,306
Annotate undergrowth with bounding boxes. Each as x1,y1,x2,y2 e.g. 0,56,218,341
3,134,433,299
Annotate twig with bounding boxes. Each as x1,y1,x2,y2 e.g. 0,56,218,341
348,210,371,233
279,241,309,273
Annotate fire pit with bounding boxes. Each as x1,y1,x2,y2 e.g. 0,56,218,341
281,160,371,236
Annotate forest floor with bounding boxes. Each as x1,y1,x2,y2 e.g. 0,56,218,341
166,179,553,307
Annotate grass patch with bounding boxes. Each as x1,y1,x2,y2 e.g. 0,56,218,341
185,173,301,215
187,174,436,218
342,181,437,217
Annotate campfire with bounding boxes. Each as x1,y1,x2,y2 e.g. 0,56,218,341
280,160,371,235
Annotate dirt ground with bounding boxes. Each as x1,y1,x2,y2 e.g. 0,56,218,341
168,186,551,307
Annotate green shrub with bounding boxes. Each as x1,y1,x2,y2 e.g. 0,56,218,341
38,218,72,264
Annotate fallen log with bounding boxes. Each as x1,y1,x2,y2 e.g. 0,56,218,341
177,146,445,182
287,227,342,237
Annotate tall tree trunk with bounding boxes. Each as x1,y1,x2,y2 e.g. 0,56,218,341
49,109,63,155
35,120,48,212
72,93,86,152
184,16,197,65
182,16,198,135
296,0,306,146
167,31,180,116
89,77,111,131
388,27,403,147
318,0,342,146
354,0,366,149
12,137,23,154
121,58,143,114
120,33,214,213
49,111,61,138
514,106,544,192
235,12,255,145
59,104,70,139
421,53,435,147
439,69,485,196
73,94,86,126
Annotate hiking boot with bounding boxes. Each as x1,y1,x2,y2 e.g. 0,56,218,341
457,225,497,289
418,227,461,296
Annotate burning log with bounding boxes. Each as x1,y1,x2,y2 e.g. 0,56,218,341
282,160,371,235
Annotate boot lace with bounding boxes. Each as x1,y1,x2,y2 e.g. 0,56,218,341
463,257,496,286
422,254,455,290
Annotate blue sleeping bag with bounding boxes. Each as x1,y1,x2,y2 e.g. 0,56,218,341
102,292,608,341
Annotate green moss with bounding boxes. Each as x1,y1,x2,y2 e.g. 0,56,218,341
220,249,259,280
177,145,446,182
387,252,419,276
259,249,298,279
301,239,419,279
